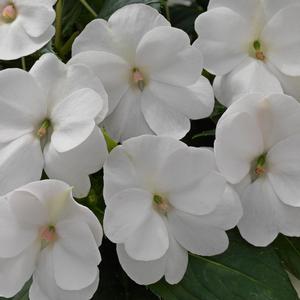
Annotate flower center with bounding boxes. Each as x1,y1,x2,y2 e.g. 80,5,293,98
153,194,171,215
37,119,51,139
254,153,267,176
253,40,265,61
39,225,57,247
1,3,17,23
132,68,145,91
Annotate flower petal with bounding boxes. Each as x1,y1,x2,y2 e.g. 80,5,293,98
168,209,229,256
214,58,283,107
44,127,107,198
215,111,264,184
104,188,152,243
0,134,44,196
53,220,100,290
117,243,166,285
141,89,190,139
194,7,251,75
268,134,300,207
0,69,46,143
262,4,300,76
124,211,169,261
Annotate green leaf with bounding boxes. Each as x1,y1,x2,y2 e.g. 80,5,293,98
98,0,163,19
274,235,300,280
150,232,298,300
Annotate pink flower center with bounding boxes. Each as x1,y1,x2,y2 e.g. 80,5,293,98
153,194,171,215
40,225,57,244
132,68,145,91
2,4,17,22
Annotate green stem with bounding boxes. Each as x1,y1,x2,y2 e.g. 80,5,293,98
165,1,171,22
60,31,79,58
21,56,26,70
79,0,97,18
55,0,63,51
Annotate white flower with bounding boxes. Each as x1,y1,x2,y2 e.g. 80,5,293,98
0,53,108,198
0,179,102,300
0,0,56,60
70,4,214,142
194,0,300,107
103,135,242,284
215,93,300,246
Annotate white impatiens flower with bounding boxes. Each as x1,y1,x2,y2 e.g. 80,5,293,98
103,135,242,284
194,0,300,107
0,53,108,198
0,0,56,60
70,4,214,142
0,180,102,300
215,93,300,246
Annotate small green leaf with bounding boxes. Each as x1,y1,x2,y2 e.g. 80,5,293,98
150,232,298,300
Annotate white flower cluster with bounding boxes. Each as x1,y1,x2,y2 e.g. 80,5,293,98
0,0,300,298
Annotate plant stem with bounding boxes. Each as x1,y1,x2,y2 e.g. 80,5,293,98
165,1,171,22
60,31,79,58
55,0,63,51
21,57,26,70
79,0,97,18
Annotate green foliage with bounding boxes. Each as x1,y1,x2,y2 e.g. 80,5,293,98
275,235,300,280
150,232,298,300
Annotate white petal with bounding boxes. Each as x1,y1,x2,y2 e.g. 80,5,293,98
149,76,214,120
214,58,283,107
51,88,103,152
124,211,169,261
136,26,202,85
165,234,188,285
0,21,54,60
158,147,226,215
262,4,300,76
267,134,300,207
117,243,166,285
0,199,38,258
0,69,46,143
108,4,169,55
141,89,190,139
215,111,264,184
0,241,39,298
53,220,100,290
168,209,229,256
0,134,44,196
103,88,154,142
72,19,119,56
9,190,48,226
195,185,242,230
17,2,55,37
238,178,279,246
44,127,107,198
121,135,186,191
103,145,140,201
262,0,300,21
31,54,108,122
194,7,251,75
30,247,99,300
69,51,130,115
104,188,152,243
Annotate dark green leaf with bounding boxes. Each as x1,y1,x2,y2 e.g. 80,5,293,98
98,0,163,19
150,232,298,300
192,129,215,139
275,235,300,280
